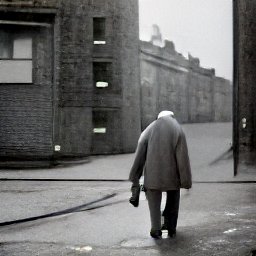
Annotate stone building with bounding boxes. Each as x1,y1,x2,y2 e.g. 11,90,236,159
0,0,141,166
140,39,232,129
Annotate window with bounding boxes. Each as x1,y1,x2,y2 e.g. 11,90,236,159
92,111,107,134
93,17,106,44
0,28,32,83
95,81,108,88
93,62,112,88
93,128,106,134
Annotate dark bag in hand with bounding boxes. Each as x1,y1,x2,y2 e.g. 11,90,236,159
129,184,141,207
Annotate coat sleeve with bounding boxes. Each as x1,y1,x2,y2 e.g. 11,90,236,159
176,129,192,189
128,122,154,185
128,133,148,185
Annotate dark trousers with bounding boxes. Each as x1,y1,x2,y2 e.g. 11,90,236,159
146,189,180,231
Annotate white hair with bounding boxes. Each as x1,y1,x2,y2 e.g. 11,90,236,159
157,110,174,119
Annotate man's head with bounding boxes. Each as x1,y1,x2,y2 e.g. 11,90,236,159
157,110,174,119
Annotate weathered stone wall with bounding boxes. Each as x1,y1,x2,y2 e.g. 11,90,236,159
235,0,256,167
140,40,232,129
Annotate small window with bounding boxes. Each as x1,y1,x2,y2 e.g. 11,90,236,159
96,81,108,88
93,111,107,134
93,128,106,133
0,28,32,83
93,17,106,44
93,62,112,88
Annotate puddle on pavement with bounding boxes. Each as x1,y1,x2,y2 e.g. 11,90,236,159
70,245,93,252
223,228,237,234
225,212,237,216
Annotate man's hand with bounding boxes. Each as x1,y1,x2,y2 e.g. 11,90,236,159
129,184,141,207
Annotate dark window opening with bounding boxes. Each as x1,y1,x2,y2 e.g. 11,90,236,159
92,111,108,134
93,17,106,43
93,62,112,88
0,30,32,59
91,109,121,154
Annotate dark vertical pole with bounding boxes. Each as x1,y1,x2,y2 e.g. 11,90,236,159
187,68,191,123
52,14,60,165
233,0,239,176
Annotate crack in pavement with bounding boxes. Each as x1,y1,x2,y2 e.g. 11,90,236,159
0,193,117,227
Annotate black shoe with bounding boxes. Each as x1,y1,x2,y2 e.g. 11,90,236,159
168,229,176,238
150,230,162,239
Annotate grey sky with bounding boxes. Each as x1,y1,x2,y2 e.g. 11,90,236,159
139,0,233,80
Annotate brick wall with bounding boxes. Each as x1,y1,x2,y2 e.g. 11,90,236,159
0,23,53,160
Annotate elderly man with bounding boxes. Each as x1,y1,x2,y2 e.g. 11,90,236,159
129,111,192,239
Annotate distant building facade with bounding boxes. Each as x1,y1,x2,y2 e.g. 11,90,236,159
0,0,141,165
140,40,232,129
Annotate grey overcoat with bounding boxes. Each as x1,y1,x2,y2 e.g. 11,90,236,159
129,116,192,191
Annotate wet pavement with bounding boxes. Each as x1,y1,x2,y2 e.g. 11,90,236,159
0,181,255,255
0,123,255,255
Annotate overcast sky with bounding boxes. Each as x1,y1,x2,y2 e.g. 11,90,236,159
139,0,233,80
